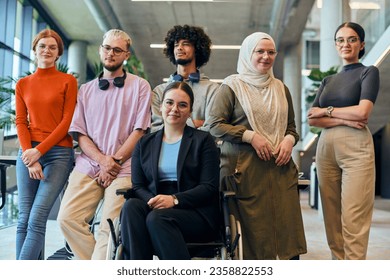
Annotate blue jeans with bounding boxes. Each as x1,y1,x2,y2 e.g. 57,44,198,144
16,143,74,260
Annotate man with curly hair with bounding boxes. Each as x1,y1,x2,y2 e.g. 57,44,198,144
151,25,219,132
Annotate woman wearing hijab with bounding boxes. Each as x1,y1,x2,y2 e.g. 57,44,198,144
208,32,307,260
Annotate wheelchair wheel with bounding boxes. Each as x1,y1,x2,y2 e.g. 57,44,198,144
229,214,243,260
106,217,120,260
220,246,228,260
64,241,74,260
115,243,124,260
235,219,243,260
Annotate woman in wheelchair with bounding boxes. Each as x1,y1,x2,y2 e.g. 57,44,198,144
119,81,220,260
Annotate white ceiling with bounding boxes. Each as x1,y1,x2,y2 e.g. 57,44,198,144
36,0,315,88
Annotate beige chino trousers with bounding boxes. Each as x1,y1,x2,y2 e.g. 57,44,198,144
57,170,131,260
316,126,375,260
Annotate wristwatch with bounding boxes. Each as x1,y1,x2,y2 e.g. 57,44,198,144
326,106,334,118
172,195,179,206
114,158,123,165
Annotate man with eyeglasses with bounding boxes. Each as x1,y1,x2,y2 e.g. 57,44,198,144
58,29,152,260
151,25,219,132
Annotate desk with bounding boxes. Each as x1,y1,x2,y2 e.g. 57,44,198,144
0,155,17,210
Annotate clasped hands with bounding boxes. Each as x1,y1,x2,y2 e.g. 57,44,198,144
95,155,122,188
21,148,44,180
251,133,293,166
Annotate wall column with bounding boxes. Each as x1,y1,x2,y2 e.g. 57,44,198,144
320,0,350,71
68,40,88,85
284,42,303,169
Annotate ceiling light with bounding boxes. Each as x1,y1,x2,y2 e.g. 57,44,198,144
317,0,380,10
150,44,166,48
211,45,241,50
150,44,240,50
349,2,380,9
132,0,214,2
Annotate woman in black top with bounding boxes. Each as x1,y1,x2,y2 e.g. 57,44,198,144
308,22,380,260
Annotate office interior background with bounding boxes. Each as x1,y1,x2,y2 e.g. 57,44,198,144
0,0,389,249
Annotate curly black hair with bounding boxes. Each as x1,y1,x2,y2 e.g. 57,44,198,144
163,25,212,68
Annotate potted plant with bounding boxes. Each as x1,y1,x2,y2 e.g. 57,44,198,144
0,77,16,132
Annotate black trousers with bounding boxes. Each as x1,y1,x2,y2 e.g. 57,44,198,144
120,198,216,260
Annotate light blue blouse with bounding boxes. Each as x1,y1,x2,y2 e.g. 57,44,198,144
158,139,181,181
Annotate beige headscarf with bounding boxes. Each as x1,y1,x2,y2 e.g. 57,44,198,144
223,32,288,151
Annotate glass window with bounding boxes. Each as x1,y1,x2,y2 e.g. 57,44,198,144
350,0,389,54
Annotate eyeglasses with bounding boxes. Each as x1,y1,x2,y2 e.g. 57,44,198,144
37,44,58,52
253,49,277,57
101,45,128,56
163,99,189,111
334,37,360,46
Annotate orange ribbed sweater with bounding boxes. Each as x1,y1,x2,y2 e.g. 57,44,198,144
15,66,78,155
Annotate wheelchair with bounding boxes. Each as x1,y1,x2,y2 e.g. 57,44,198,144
106,188,243,260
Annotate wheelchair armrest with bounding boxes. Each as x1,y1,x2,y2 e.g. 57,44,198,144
221,190,236,240
222,191,236,199
116,188,135,199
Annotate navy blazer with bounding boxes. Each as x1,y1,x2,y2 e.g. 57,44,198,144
131,125,220,230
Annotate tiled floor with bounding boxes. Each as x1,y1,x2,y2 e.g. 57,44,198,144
299,192,390,260
0,190,389,260
0,219,64,260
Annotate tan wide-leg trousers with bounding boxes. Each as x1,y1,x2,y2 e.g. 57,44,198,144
57,170,130,260
316,126,375,260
